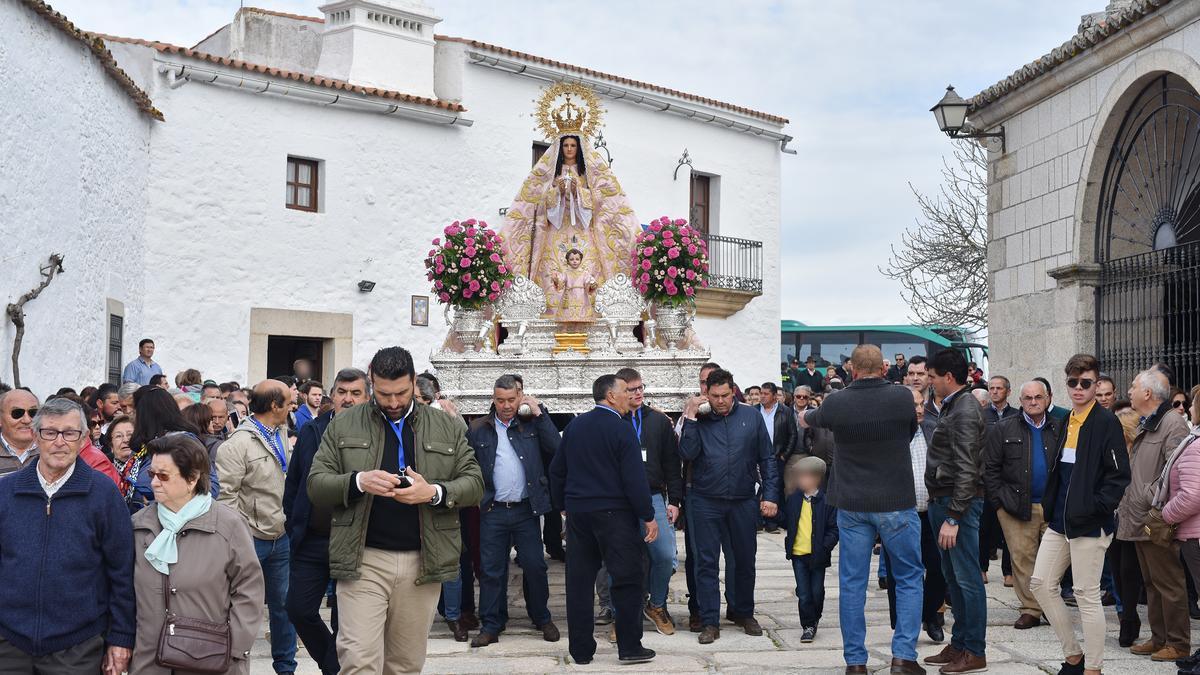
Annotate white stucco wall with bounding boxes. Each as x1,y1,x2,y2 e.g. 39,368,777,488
0,1,152,396
981,6,1200,388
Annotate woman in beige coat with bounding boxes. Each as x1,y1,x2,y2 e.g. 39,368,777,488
131,433,265,674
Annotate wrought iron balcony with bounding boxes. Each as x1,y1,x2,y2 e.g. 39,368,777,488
699,234,763,294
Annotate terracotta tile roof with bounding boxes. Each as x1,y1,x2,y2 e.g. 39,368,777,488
437,36,789,126
18,0,163,120
91,34,466,112
970,0,1174,112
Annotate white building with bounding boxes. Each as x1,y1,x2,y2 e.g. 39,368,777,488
1,0,791,396
975,0,1200,390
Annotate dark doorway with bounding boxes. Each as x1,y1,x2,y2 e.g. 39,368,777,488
267,336,325,381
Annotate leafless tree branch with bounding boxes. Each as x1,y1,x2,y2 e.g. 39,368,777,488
6,254,66,388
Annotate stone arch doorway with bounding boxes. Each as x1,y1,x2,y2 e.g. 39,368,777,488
1096,72,1200,389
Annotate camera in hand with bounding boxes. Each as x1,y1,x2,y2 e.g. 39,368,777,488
697,400,712,416
517,402,534,421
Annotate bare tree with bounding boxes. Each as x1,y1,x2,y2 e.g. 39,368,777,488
6,254,65,388
881,140,988,332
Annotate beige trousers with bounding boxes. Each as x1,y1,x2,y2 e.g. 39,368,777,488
336,548,442,675
1030,528,1112,671
996,504,1048,618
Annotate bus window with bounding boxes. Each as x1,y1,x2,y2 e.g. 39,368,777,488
865,332,929,362
809,332,857,369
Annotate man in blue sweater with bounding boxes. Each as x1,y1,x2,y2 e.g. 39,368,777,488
0,397,135,674
679,368,780,644
550,374,657,666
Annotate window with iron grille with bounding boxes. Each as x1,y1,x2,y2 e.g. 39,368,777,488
286,157,320,212
107,314,123,385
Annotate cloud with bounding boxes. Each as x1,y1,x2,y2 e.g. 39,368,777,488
49,0,1101,328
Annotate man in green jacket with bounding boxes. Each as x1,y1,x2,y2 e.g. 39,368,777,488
308,347,483,675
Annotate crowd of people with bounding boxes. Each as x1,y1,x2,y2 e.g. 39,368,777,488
2,336,1200,674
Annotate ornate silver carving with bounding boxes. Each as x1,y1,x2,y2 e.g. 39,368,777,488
592,273,647,353
492,276,553,355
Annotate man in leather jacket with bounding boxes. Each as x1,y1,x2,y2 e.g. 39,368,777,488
922,349,988,674
983,380,1062,630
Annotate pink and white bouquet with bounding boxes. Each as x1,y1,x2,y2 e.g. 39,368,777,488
631,216,710,306
424,219,514,310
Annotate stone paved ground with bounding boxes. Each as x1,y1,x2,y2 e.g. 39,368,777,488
249,530,1188,674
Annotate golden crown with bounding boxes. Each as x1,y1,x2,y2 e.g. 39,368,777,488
535,82,604,141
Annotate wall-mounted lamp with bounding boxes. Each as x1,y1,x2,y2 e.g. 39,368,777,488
593,131,613,165
357,280,376,293
674,148,693,181
930,85,1005,152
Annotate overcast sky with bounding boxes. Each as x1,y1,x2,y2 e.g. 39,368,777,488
53,0,1102,327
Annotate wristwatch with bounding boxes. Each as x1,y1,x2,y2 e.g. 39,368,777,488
945,516,959,527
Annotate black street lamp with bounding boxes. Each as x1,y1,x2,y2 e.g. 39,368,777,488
930,85,1005,151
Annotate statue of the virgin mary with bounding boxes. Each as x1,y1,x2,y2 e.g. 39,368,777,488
499,83,640,323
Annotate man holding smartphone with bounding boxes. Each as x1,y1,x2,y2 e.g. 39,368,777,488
308,347,483,675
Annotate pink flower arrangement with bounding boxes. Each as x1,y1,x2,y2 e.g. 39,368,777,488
424,219,515,310
630,216,710,306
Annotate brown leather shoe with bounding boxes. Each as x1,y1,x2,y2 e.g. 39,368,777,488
938,652,986,673
846,667,868,674
644,604,676,636
470,631,498,648
1131,639,1161,656
446,619,468,642
689,613,702,633
890,657,926,674
923,645,963,665
1151,645,1190,662
738,616,764,636
1013,613,1042,629
459,611,480,630
698,625,720,644
538,621,560,643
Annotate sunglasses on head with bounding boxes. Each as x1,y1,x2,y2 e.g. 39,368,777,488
8,407,37,421
1066,378,1095,390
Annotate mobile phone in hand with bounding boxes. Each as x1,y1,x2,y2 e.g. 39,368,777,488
395,471,413,489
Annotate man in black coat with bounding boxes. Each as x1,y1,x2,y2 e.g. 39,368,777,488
282,367,369,675
756,382,799,533
794,356,827,395
468,375,561,648
550,375,656,666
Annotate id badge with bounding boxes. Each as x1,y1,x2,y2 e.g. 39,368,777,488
641,446,648,463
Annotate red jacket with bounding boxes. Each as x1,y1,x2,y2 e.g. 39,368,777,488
79,440,122,488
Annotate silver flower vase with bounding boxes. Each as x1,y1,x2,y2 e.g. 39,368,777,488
450,307,489,352
653,303,692,350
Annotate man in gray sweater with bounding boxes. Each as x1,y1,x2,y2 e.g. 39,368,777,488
800,345,924,675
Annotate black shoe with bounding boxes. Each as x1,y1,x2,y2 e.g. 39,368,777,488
1056,658,1084,675
1178,647,1200,669
924,622,944,643
1119,619,1141,649
878,577,889,590
1102,591,1117,607
1190,604,1200,620
538,621,560,642
446,619,468,642
547,548,566,562
801,626,816,643
595,608,614,625
619,647,656,664
698,625,720,644
573,656,593,665
470,631,498,648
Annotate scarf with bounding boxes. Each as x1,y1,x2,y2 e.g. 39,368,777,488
145,493,213,575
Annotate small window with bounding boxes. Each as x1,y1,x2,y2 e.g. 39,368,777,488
532,142,550,167
107,314,123,385
690,174,710,235
286,157,319,212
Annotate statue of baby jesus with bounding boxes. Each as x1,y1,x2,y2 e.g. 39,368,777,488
551,248,598,323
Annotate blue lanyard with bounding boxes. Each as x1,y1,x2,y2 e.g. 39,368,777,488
388,417,407,473
250,417,287,472
631,407,643,442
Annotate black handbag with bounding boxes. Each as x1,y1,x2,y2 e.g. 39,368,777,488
155,572,232,673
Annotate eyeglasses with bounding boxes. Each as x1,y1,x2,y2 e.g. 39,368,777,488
626,385,645,393
37,428,83,442
8,407,37,421
110,431,133,442
795,395,810,400
1066,378,1095,390
147,470,176,482
1019,395,1048,402
1173,400,1188,409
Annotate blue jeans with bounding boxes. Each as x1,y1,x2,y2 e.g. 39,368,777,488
254,534,298,673
928,496,987,657
439,574,462,621
792,556,826,628
689,494,757,626
645,494,675,608
838,509,923,665
478,501,552,634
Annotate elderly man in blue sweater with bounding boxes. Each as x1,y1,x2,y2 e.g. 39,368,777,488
680,368,780,645
0,397,135,674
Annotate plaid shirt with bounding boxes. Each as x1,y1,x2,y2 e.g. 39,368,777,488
910,430,929,512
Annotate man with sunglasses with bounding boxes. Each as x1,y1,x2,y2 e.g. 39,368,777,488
0,397,134,674
1031,354,1131,675
0,389,39,476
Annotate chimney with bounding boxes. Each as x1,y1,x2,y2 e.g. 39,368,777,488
314,0,441,97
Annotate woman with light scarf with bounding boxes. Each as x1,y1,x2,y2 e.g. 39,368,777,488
130,433,264,674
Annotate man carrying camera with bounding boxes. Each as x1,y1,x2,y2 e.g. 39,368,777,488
468,375,561,648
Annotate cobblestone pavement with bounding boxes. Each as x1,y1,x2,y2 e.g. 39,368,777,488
249,529,1187,674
